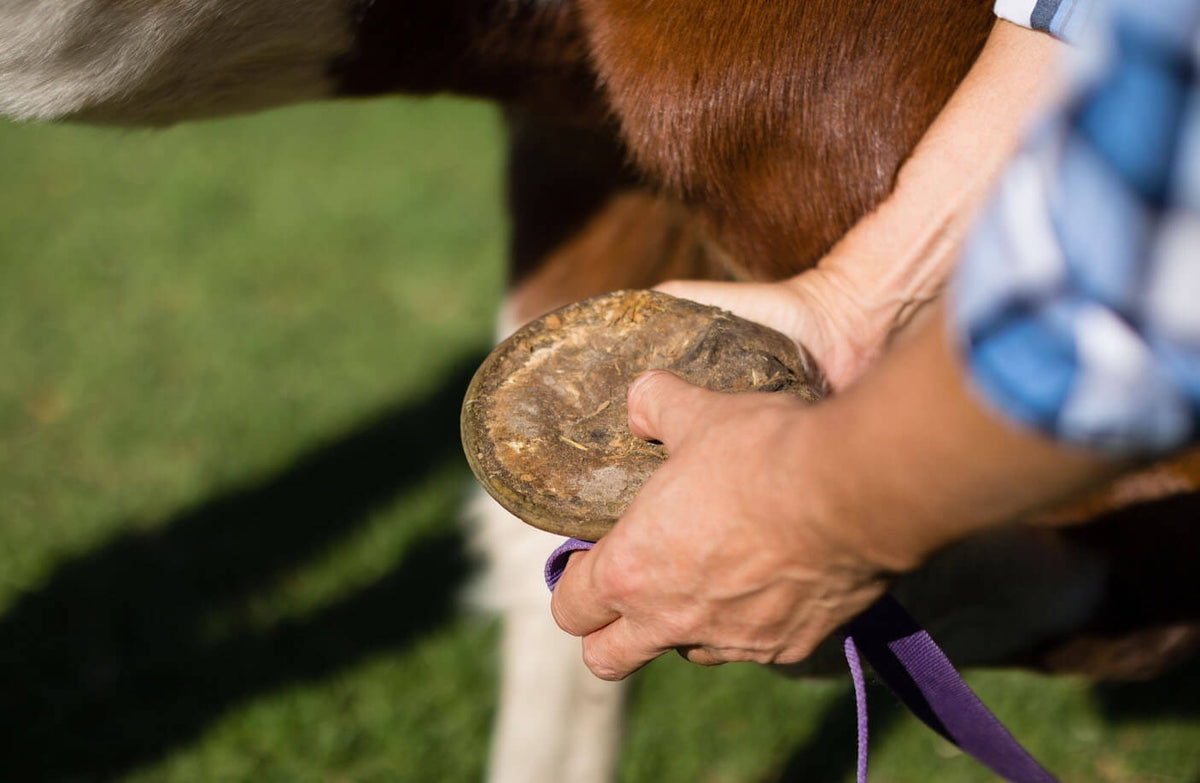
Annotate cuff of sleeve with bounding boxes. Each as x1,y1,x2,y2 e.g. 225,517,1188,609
994,0,1092,42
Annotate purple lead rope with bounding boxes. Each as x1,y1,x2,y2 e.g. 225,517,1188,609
843,636,871,782
546,538,1058,783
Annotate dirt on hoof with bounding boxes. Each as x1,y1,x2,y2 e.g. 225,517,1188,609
461,289,827,541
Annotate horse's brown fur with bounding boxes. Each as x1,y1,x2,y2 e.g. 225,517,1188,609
576,0,994,277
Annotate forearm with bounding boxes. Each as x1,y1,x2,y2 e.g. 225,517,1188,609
801,21,1067,366
792,302,1123,573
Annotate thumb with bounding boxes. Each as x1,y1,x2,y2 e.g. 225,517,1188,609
626,370,713,449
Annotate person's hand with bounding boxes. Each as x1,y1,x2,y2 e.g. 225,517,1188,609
653,152,977,390
549,370,895,681
655,204,948,389
655,252,909,390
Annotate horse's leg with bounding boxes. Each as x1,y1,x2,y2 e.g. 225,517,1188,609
469,486,624,783
473,488,628,783
476,112,728,783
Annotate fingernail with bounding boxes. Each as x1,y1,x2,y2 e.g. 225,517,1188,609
627,370,662,404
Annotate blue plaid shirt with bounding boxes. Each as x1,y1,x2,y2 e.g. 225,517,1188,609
954,0,1200,455
995,0,1094,40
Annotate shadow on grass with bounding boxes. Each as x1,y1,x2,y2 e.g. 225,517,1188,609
773,681,903,783
0,354,485,781
1095,654,1200,723
1066,491,1200,725
772,651,1200,783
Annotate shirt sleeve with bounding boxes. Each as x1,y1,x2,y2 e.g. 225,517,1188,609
953,0,1200,456
994,0,1094,41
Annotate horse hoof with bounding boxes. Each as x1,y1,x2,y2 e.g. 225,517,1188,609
461,289,826,541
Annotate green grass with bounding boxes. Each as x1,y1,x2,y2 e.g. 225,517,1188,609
2,97,1198,783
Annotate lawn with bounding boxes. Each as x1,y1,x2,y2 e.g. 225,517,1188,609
1,97,1197,782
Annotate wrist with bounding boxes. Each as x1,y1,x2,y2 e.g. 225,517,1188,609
792,199,956,385
779,269,867,384
780,403,934,576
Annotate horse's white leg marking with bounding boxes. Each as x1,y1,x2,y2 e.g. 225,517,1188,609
560,650,626,783
468,487,625,783
470,305,626,783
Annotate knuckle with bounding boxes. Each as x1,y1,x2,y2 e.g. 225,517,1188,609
580,639,604,670
721,643,767,665
549,597,576,635
772,641,817,666
581,644,624,682
751,649,782,665
593,551,641,600
658,609,700,643
696,646,758,665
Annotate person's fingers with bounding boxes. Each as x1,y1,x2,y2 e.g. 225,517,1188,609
580,616,669,681
676,645,725,666
626,370,714,448
653,279,783,323
550,548,621,637
654,279,813,340
654,279,750,307
655,276,859,387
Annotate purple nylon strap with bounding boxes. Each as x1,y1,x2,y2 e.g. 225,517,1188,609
843,636,870,782
545,539,1058,783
